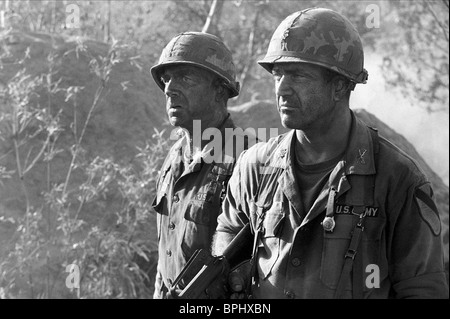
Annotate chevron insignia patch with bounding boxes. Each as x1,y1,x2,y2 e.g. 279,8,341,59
415,184,441,236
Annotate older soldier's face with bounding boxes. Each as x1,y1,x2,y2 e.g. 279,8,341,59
160,65,217,132
272,63,335,130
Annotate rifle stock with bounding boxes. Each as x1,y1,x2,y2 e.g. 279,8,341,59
169,223,253,299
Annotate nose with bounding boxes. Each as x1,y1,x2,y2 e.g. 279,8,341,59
164,78,180,98
275,75,292,97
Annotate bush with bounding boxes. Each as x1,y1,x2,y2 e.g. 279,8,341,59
0,32,169,299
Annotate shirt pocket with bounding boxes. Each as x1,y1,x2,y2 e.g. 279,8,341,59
256,201,285,280
320,214,385,291
180,201,218,260
192,167,232,206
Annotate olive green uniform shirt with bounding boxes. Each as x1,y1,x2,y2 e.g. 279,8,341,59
218,112,448,299
152,115,249,298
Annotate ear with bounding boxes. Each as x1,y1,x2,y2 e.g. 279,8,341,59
332,77,349,102
214,84,226,102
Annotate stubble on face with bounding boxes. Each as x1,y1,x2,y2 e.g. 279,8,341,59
162,65,219,133
273,63,334,131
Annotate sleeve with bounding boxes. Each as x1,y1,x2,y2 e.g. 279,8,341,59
153,267,164,299
216,151,251,235
390,181,449,298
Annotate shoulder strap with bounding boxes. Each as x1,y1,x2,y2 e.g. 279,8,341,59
335,127,380,299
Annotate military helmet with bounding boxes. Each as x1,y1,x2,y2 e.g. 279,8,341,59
258,8,368,88
151,32,240,97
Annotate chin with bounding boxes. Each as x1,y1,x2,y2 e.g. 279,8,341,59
281,117,299,130
169,119,181,127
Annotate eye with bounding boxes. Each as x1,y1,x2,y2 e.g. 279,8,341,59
272,70,283,81
291,72,312,82
291,73,308,82
160,74,170,84
182,75,195,84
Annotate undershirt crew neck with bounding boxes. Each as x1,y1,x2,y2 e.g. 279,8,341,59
294,145,344,216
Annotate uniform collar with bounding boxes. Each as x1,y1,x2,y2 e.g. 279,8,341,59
343,111,376,175
267,111,377,176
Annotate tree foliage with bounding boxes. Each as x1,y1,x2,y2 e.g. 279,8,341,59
0,28,169,298
379,0,449,112
2,0,446,110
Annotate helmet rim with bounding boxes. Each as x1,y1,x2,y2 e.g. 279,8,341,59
151,31,240,98
151,61,240,98
258,55,368,84
258,8,368,85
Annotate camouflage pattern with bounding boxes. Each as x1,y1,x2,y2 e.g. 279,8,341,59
259,8,368,87
151,32,240,97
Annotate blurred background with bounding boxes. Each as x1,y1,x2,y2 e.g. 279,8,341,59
0,0,448,298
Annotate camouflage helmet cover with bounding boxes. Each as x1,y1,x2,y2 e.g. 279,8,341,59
151,32,240,97
258,8,368,87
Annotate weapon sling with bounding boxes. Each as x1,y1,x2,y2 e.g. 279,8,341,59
245,208,265,298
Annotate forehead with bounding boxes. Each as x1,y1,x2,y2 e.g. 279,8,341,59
162,64,214,78
272,62,325,75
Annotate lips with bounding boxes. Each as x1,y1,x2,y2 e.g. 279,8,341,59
278,97,297,108
279,103,296,108
279,104,297,112
167,103,181,111
168,106,181,113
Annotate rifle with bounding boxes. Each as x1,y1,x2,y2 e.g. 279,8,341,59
169,223,253,299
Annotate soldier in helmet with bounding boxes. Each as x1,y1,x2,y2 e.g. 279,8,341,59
212,8,449,298
150,32,251,299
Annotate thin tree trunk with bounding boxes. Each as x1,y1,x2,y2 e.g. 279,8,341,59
51,0,56,33
202,0,224,35
1,0,10,29
424,0,449,43
237,7,261,103
104,0,111,43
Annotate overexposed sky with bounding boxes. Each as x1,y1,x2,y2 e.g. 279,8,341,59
351,52,449,186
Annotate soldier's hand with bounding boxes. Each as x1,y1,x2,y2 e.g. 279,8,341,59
203,275,229,299
167,287,182,299
228,271,246,299
168,278,229,299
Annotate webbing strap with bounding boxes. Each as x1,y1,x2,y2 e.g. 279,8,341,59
334,127,379,299
353,233,364,299
246,209,265,298
335,212,367,299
